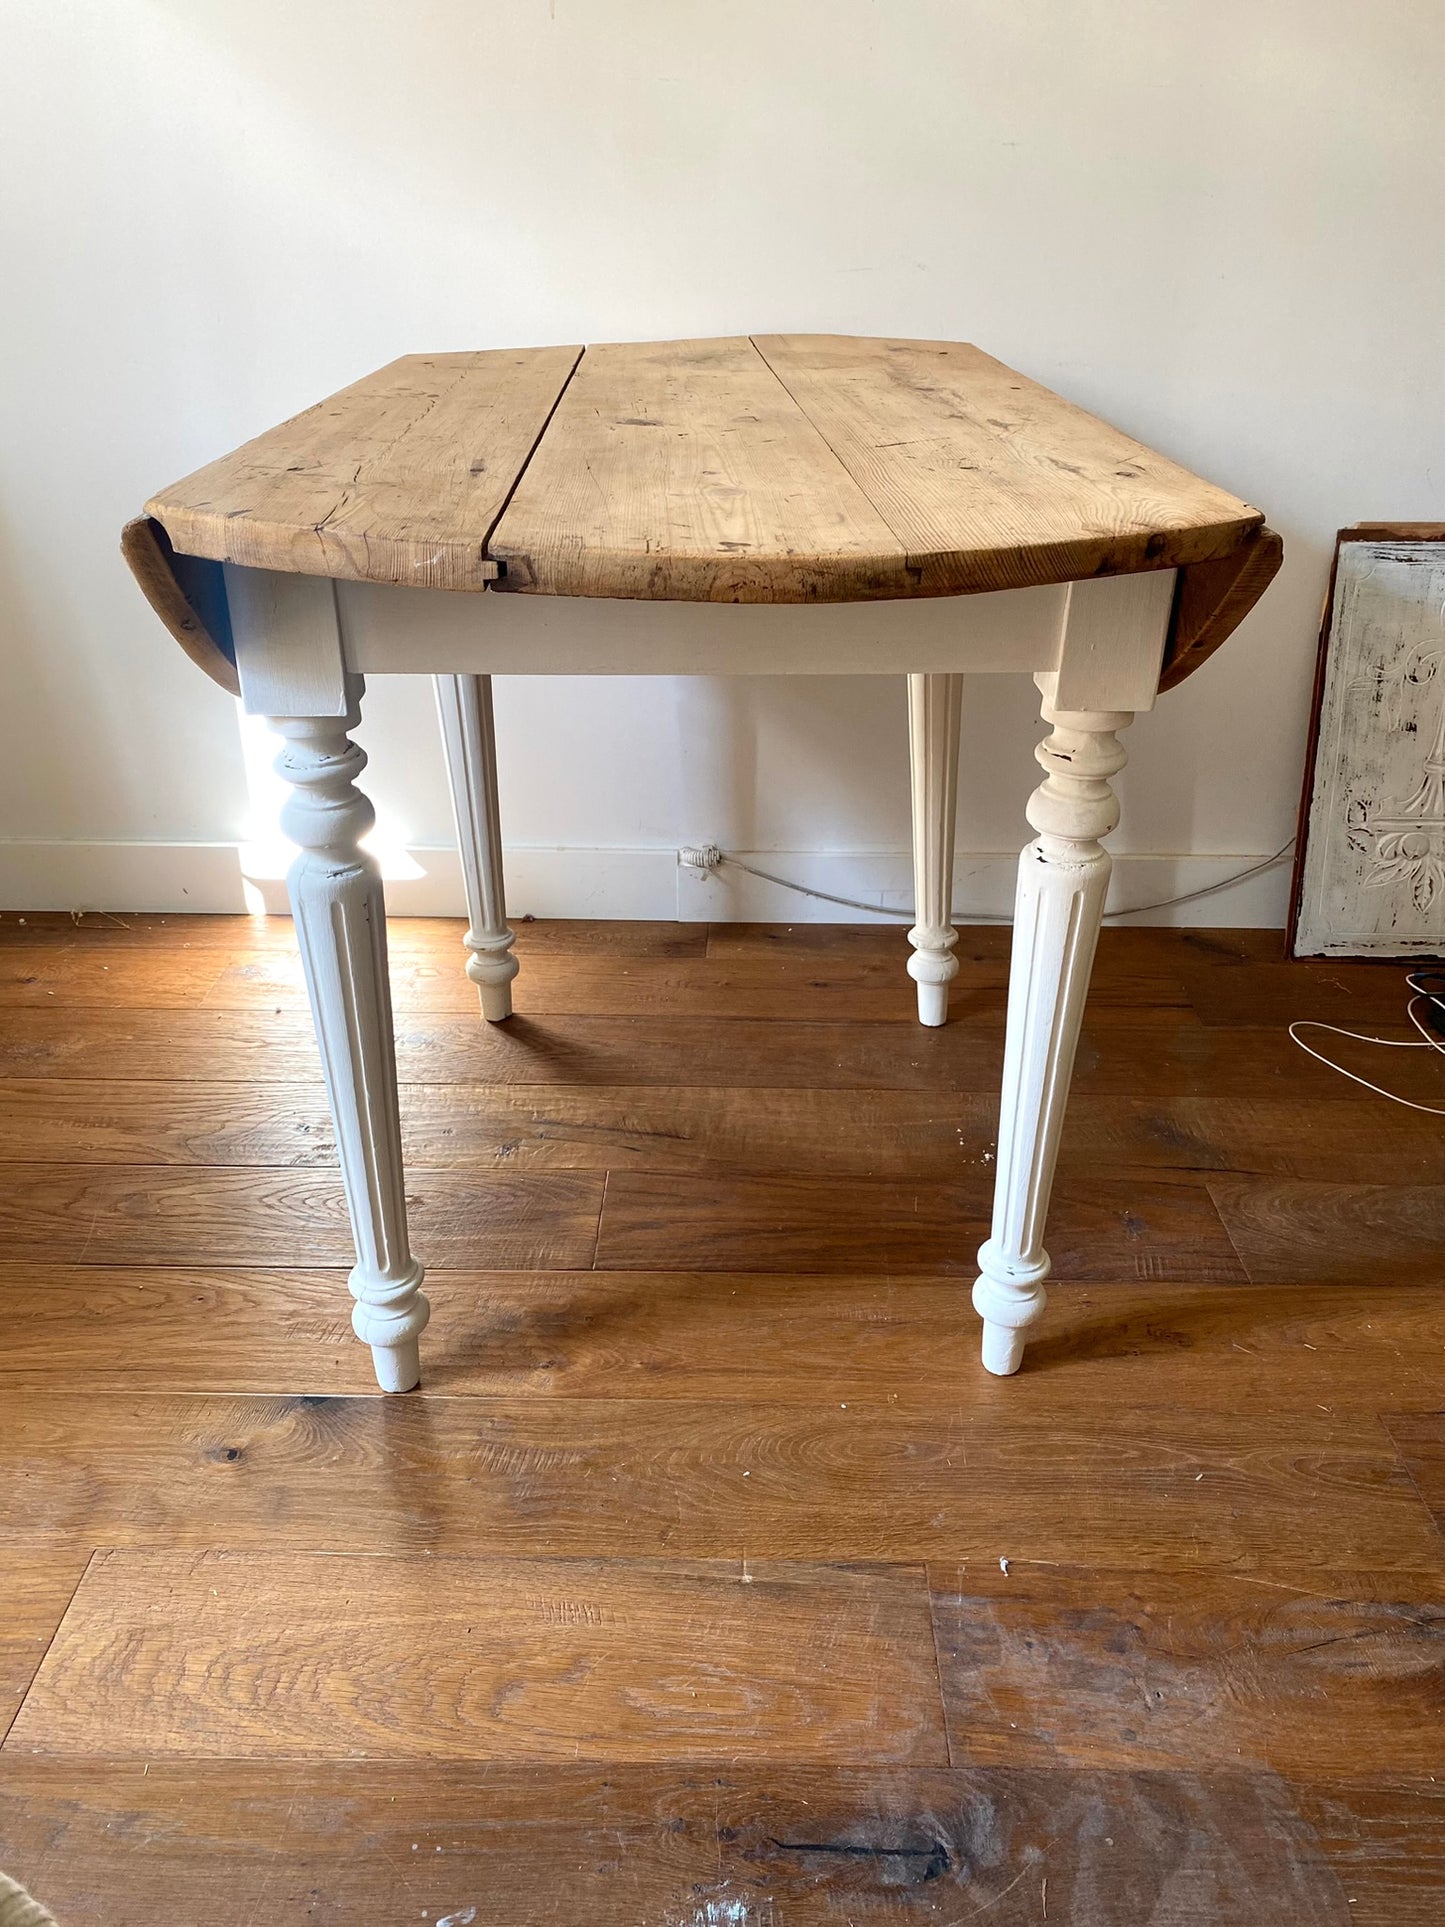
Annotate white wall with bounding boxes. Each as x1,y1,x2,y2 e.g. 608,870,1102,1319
2,0,1442,921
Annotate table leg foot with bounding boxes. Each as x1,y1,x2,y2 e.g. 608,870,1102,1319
436,672,518,1024
369,1333,422,1394
911,975,951,1028
979,1320,1027,1377
475,975,515,1022
972,1256,1048,1374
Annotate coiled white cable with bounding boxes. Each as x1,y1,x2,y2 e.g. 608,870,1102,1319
1288,972,1445,1117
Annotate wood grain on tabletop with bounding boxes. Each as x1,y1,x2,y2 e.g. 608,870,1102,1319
751,334,1262,591
133,333,1270,647
486,336,918,602
143,346,582,588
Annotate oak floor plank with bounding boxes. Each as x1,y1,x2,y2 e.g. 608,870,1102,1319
1292,1779,1445,1927
707,919,990,961
0,1547,90,1744
929,1563,1445,1778
0,946,231,1008
0,913,706,960
5,1272,1444,1417
0,1081,339,1166
2,1393,1435,1571
3,911,1439,1925
4,1005,1355,1099
1184,957,1418,1029
1382,1415,1445,1541
0,1268,371,1393
12,1551,945,1764
0,1165,603,1268
209,949,923,1020
707,922,1285,968
8,1081,1441,1186
494,918,709,959
597,1169,1247,1280
0,911,293,952
0,1760,1350,1927
1207,1178,1445,1286
205,949,1191,1023
0,1008,328,1083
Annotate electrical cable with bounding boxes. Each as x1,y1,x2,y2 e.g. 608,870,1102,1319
718,839,1296,924
1288,973,1445,1117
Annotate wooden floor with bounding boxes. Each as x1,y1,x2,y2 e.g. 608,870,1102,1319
1,912,1443,1925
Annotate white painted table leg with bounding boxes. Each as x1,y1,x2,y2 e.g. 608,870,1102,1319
435,672,518,1022
273,679,430,1392
907,672,963,1026
973,679,1133,1374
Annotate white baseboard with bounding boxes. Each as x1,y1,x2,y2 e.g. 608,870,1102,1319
0,839,1291,925
0,842,255,914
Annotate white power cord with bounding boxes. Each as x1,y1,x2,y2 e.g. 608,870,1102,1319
717,839,1296,924
1289,973,1445,1117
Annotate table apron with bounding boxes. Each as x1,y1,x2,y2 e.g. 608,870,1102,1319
223,566,1175,716
334,573,1174,706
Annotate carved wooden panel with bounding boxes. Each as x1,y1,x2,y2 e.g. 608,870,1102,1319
1293,531,1445,957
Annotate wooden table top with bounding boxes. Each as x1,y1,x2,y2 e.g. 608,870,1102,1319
143,335,1263,606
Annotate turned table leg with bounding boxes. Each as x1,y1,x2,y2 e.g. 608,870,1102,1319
272,679,430,1392
907,672,963,1026
973,679,1132,1374
435,672,518,1022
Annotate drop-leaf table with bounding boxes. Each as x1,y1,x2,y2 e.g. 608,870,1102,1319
124,334,1280,1387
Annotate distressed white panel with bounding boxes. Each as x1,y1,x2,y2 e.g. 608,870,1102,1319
1295,541,1445,957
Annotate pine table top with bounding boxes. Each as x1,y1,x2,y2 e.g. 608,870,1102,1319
143,335,1264,606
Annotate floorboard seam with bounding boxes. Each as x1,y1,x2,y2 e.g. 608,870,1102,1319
0,1547,100,1753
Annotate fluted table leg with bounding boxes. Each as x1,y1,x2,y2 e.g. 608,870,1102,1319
973,678,1133,1375
272,677,430,1392
907,672,963,1026
435,672,519,1022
